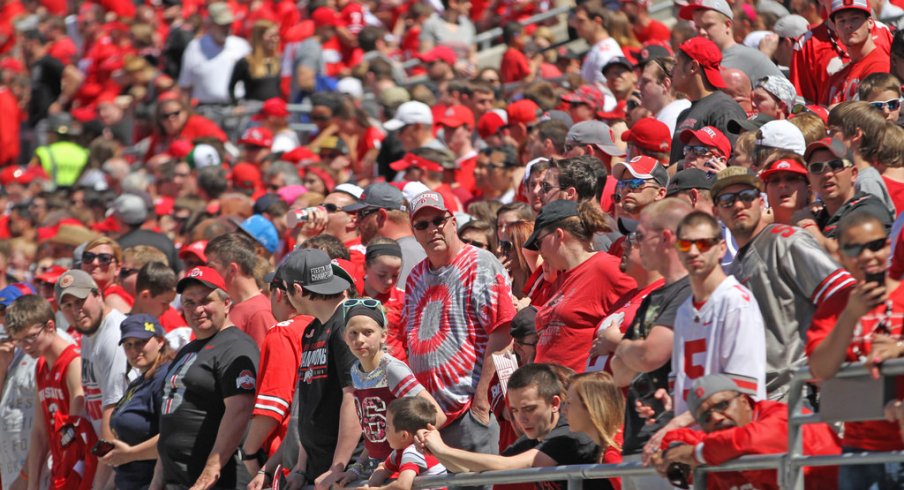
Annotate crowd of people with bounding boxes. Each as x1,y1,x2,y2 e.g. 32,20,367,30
4,0,904,488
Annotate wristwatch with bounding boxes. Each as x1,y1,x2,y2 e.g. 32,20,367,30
237,447,267,465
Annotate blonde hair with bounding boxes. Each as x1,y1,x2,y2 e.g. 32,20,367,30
877,124,904,168
248,20,280,78
606,11,640,49
570,372,624,452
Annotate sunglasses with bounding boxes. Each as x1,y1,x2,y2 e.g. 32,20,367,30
322,203,341,213
119,268,138,279
716,188,759,208
682,145,714,158
675,236,722,253
539,181,564,194
840,237,887,257
616,178,652,191
870,98,902,111
412,213,450,231
341,298,386,323
808,159,850,175
698,394,741,424
82,252,115,266
461,238,489,249
161,110,182,120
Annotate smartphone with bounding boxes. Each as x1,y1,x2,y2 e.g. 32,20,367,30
866,270,886,285
92,439,115,457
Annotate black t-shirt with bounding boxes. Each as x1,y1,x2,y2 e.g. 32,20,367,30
621,277,692,455
158,327,259,488
117,228,182,272
111,362,169,490
814,191,893,238
502,415,609,490
28,55,64,125
229,57,282,103
297,308,359,477
669,91,747,165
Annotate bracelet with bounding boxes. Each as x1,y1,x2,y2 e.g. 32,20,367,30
19,469,28,481
347,463,364,478
257,469,273,479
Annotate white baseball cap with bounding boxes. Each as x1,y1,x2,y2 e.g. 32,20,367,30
384,101,433,131
756,120,806,156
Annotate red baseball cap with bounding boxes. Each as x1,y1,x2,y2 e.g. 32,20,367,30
177,266,227,293
232,162,263,190
154,196,175,216
169,139,194,159
437,104,475,129
253,97,290,121
596,100,627,121
680,125,731,157
0,166,41,186
417,46,456,65
240,127,274,148
759,158,808,182
507,99,541,126
678,37,726,89
311,7,340,27
477,110,508,139
35,265,68,285
561,85,606,108
179,241,209,263
622,117,672,153
390,153,445,173
281,146,321,165
613,156,670,187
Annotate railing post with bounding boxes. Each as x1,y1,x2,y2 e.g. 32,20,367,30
566,477,583,490
692,468,707,490
784,373,808,490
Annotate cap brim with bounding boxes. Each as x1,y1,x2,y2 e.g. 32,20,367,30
57,287,93,301
389,160,410,171
524,228,543,251
678,4,703,19
727,118,758,135
598,143,627,157
119,331,156,344
384,119,406,131
302,276,351,295
705,68,727,89
342,201,372,213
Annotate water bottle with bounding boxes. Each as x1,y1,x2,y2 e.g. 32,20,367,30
286,206,326,229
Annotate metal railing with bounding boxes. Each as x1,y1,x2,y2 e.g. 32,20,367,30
472,5,573,51
404,359,904,490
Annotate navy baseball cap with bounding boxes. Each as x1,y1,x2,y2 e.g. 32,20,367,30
119,313,166,344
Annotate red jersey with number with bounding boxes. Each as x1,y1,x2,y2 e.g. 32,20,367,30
253,314,314,454
37,344,98,490
535,252,636,371
808,285,904,451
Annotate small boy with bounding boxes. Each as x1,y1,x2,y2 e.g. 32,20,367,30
500,22,534,84
361,397,447,490
7,294,98,490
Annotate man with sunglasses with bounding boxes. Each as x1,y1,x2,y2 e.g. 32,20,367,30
651,374,840,489
678,126,731,174
668,212,766,431
474,146,519,204
612,156,668,221
711,167,855,401
403,191,515,461
797,138,892,252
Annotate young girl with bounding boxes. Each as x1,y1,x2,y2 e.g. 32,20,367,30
362,238,406,363
339,299,446,485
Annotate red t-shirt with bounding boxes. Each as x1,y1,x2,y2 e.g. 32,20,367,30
882,175,904,216
354,126,384,176
0,87,20,166
633,20,671,44
500,47,531,84
524,266,557,308
792,21,892,104
345,236,367,279
600,175,617,216
825,47,890,105
456,154,479,196
103,283,134,308
253,314,314,454
375,287,407,364
535,252,637,371
228,293,277,347
433,183,463,214
808,285,904,451
159,307,188,332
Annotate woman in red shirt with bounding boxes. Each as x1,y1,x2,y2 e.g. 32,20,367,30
525,200,636,371
144,95,227,160
363,237,407,364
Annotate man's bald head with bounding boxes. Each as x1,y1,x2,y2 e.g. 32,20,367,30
720,68,753,112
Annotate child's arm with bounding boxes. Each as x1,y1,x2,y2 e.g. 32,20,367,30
24,391,47,490
365,463,391,487
362,468,417,490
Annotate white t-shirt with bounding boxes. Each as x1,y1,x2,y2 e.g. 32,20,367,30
178,35,251,104
80,309,129,434
656,99,693,137
671,276,767,415
0,349,36,490
581,37,624,85
272,128,301,153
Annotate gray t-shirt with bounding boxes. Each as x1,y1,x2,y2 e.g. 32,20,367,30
397,235,426,289
81,309,129,435
282,37,324,101
856,165,896,217
721,44,785,85
419,14,475,59
0,349,36,490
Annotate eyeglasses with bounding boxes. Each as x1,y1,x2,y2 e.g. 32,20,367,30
683,145,714,158
341,298,386,323
808,159,850,175
539,181,565,195
675,236,722,253
15,322,49,345
412,213,451,231
840,237,887,257
461,238,489,249
697,393,741,424
82,252,115,266
119,268,138,279
716,188,759,208
870,98,902,111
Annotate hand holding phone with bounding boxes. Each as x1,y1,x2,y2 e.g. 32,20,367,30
92,439,115,457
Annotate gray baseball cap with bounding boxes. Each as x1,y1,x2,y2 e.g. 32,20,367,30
687,373,758,418
112,194,148,226
773,14,810,39
343,182,408,213
55,269,99,303
565,121,626,157
679,0,733,20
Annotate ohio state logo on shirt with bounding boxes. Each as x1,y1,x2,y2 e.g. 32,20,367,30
236,370,256,390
